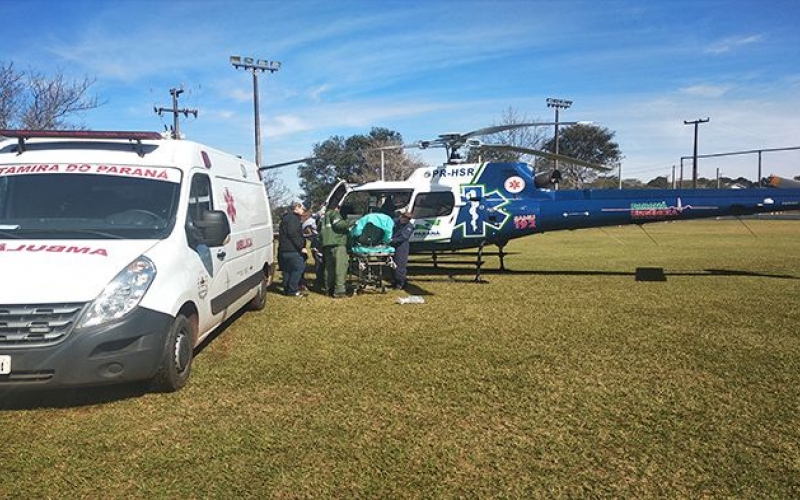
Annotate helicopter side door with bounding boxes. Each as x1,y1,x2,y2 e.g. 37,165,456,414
408,190,458,244
324,180,352,211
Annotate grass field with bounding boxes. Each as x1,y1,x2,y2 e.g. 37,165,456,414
1,220,799,499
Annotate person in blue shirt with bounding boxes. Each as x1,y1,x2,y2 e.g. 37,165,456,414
390,211,414,290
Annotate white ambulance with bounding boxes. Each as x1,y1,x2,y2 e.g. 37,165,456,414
0,130,274,392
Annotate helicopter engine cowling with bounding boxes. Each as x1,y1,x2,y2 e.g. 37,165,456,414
534,169,562,189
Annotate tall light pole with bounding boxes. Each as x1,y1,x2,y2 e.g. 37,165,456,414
684,117,709,188
230,56,281,167
546,97,573,180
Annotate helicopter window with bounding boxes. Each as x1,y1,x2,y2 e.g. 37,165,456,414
374,191,412,215
326,182,349,211
338,191,370,220
341,190,413,218
411,191,454,218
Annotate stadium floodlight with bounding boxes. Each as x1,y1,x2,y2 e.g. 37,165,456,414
546,97,574,181
230,55,282,167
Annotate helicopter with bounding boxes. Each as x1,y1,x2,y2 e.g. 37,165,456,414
265,123,800,278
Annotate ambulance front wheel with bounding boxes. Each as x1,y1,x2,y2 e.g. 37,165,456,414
151,313,194,392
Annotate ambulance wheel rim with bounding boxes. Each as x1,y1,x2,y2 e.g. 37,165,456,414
174,327,191,372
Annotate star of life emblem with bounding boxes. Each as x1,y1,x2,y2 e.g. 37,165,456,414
504,176,525,194
224,188,237,223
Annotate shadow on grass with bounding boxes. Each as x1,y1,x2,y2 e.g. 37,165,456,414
0,381,151,410
407,264,799,283
0,310,246,411
195,308,244,356
701,268,798,279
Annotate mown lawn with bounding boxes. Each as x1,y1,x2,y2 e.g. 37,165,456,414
1,220,799,499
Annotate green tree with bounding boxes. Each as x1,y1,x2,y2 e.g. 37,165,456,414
588,175,619,189
298,127,424,209
541,123,623,188
646,176,670,189
0,62,101,130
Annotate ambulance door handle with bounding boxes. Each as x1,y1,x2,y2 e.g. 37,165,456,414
216,250,227,260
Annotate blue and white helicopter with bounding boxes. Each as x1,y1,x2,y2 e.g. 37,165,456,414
272,124,800,277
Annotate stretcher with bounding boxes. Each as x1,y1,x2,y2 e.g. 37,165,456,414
348,213,396,294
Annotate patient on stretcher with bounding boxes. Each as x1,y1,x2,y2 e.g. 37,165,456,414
349,212,395,255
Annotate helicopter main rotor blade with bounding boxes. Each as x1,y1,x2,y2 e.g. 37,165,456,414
460,122,578,140
368,144,406,151
481,144,612,171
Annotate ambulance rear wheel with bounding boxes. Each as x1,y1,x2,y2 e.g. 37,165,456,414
247,273,268,311
151,314,194,392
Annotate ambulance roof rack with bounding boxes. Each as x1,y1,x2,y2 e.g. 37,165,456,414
0,129,164,157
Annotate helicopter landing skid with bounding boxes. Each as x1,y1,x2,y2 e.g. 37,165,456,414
411,243,508,282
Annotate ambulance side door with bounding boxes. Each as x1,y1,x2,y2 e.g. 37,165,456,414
211,174,261,315
186,172,230,324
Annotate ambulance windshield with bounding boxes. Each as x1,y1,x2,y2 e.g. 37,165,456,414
0,172,180,239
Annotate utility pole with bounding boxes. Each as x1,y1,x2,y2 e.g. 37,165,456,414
154,87,197,139
757,150,763,186
230,56,281,168
683,117,710,188
546,97,572,186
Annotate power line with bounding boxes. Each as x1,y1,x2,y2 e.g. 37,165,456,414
154,87,197,139
679,145,800,185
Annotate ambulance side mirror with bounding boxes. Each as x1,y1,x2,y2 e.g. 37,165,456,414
194,210,231,247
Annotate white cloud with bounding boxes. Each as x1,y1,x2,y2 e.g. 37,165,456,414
263,99,461,139
680,85,732,98
268,115,310,136
705,34,763,55
309,85,331,103
227,88,253,104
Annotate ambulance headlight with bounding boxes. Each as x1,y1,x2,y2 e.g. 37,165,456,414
78,257,157,329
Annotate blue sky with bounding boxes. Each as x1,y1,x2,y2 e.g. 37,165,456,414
4,0,800,194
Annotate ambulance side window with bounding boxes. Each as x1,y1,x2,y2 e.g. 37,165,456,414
186,174,213,247
0,178,7,217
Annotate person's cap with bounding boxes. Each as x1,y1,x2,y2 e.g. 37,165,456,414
291,200,305,210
